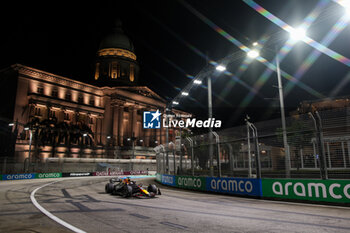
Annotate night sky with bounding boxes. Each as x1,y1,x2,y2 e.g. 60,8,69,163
1,0,349,127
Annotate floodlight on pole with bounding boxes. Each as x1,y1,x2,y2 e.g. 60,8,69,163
172,101,179,105
252,42,259,46
339,0,350,18
181,91,189,96
289,27,307,41
193,79,202,84
215,65,226,72
8,123,14,127
247,49,260,59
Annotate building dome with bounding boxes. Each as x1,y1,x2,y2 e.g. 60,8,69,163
99,19,134,52
94,19,139,86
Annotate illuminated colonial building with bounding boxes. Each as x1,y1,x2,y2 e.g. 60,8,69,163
0,20,181,162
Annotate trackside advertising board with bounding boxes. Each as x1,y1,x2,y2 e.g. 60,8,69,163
2,173,36,180
262,179,350,203
156,173,162,182
36,173,62,179
62,172,92,177
176,176,206,191
206,177,262,196
161,174,176,186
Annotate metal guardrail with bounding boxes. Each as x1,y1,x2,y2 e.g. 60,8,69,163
156,108,350,179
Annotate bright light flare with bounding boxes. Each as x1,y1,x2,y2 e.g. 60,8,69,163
247,49,260,58
215,65,226,72
339,0,350,19
289,27,307,41
193,79,202,84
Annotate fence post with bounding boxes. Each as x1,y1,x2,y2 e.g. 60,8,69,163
315,111,328,179
228,144,234,176
251,125,261,179
246,118,261,179
247,121,252,178
186,137,194,176
212,132,221,177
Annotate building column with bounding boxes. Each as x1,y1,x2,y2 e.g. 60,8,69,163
98,117,103,144
118,105,124,146
113,105,119,145
133,107,138,138
128,107,133,138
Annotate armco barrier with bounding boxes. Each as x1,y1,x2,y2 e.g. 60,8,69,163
0,170,152,181
262,178,350,204
62,172,93,177
156,173,262,197
161,174,176,186
36,173,62,179
206,177,262,196
2,173,36,180
157,174,350,205
176,176,206,191
156,173,162,182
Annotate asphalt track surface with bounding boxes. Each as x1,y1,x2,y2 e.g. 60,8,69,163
1,177,350,233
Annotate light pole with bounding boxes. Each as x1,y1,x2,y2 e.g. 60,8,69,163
248,48,290,177
208,65,226,177
275,48,291,178
247,27,306,178
208,74,214,176
24,127,33,172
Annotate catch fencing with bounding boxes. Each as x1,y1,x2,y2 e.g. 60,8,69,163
155,108,350,179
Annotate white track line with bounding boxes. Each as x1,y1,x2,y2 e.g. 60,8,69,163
30,181,86,233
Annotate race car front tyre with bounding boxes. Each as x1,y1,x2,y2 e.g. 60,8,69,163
147,184,157,194
122,185,133,198
105,183,114,193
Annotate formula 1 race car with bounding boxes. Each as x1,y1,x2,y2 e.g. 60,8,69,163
105,177,161,198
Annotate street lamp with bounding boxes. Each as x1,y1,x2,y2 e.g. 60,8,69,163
215,65,226,72
247,49,260,59
338,0,350,18
24,127,33,172
193,79,202,85
247,27,306,177
289,27,307,42
207,64,226,176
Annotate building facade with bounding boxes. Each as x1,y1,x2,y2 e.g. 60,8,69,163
0,20,182,162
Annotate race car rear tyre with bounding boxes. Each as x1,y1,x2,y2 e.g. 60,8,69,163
147,184,157,194
105,183,113,193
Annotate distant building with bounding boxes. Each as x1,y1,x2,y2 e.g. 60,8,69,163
294,96,350,114
0,20,184,162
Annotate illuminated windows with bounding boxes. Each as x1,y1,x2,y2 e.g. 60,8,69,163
37,87,44,94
